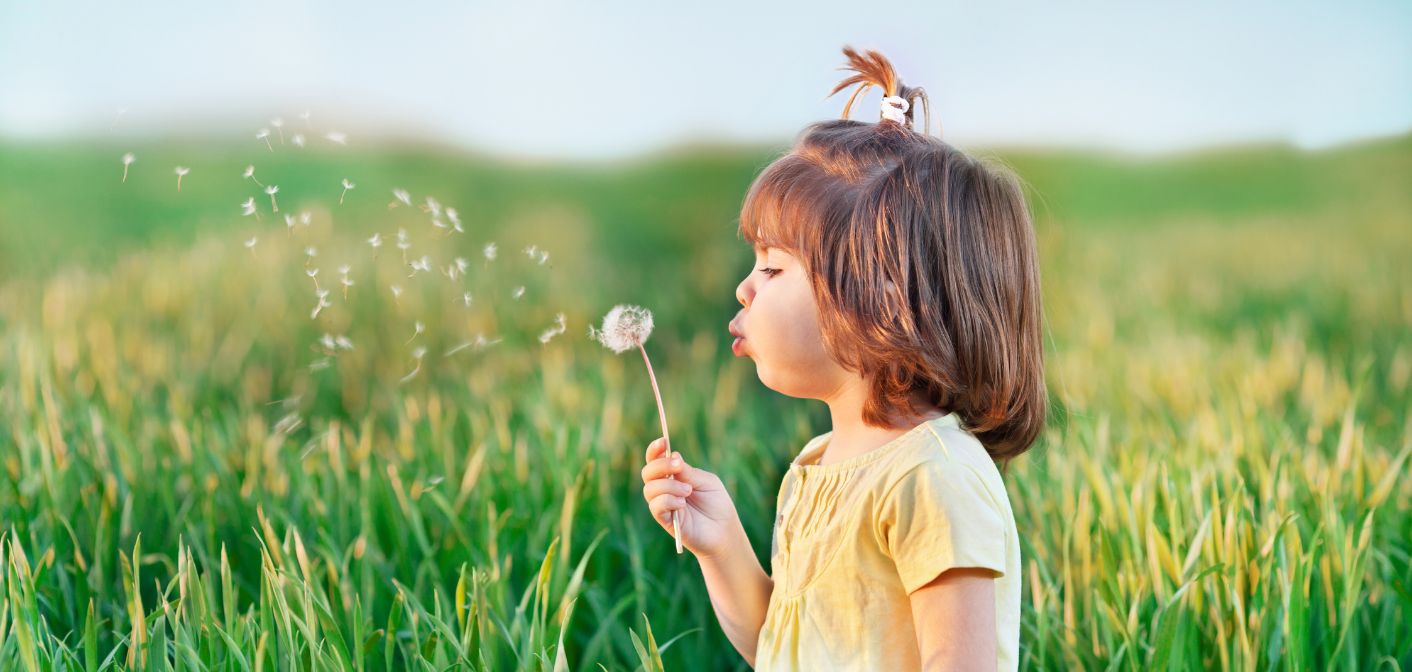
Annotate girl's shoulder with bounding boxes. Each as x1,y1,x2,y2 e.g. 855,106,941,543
878,419,1011,508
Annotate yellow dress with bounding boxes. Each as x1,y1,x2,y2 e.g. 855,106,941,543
753,412,1021,671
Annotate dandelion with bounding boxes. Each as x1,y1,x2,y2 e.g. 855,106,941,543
174,166,190,191
242,197,260,220
339,178,355,204
483,242,498,262
320,333,337,351
339,264,353,300
121,152,135,183
306,267,320,291
590,304,681,552
325,130,347,145
389,188,411,209
390,284,403,304
409,255,431,277
462,292,473,307
421,196,442,217
291,133,306,148
285,214,297,237
447,208,462,233
399,346,427,384
265,184,280,212
270,117,285,144
256,128,273,152
243,164,264,187
299,211,312,227
524,244,539,260
512,286,526,300
455,257,468,276
334,335,354,351
405,320,424,344
367,232,383,259
304,246,317,269
538,312,568,344
397,228,411,264
310,288,332,319
244,236,258,256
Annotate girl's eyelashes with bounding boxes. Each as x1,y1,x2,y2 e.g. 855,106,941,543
756,267,781,278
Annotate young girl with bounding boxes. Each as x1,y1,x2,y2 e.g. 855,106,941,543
640,45,1045,671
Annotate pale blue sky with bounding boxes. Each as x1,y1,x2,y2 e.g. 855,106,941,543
1,0,1408,159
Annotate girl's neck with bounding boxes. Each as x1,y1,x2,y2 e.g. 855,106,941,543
821,382,943,466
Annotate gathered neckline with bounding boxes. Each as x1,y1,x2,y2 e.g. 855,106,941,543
790,412,960,475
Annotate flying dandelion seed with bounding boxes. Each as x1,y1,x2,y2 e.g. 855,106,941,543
320,333,337,351
538,312,568,344
335,335,354,351
339,264,354,299
310,289,332,319
304,246,317,269
390,188,411,209
241,197,260,220
284,214,296,237
340,178,355,204
422,196,442,217
524,244,539,260
399,346,427,384
174,166,190,191
256,128,273,152
405,320,424,344
244,236,258,256
299,211,312,227
292,133,306,148
309,357,332,372
121,152,135,182
512,286,526,300
409,255,431,278
397,228,411,264
306,267,320,291
589,304,681,551
483,242,497,262
390,284,403,303
538,250,549,265
367,233,383,259
462,292,472,307
270,117,285,144
264,184,280,212
325,131,347,145
243,164,264,187
432,218,447,231
455,257,468,275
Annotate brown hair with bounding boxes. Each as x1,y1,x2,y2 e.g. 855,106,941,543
740,45,1047,463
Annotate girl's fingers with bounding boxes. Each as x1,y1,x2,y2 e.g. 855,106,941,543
648,493,687,526
645,436,668,461
642,479,693,503
640,453,684,483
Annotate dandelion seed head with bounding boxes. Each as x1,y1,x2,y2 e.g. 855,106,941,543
454,257,468,273
122,152,136,166
341,178,355,190
393,188,411,205
271,117,284,128
462,292,472,306
391,284,403,298
335,335,354,350
367,233,382,248
483,242,497,260
321,333,337,350
265,184,279,195
338,264,351,275
591,304,654,354
414,320,424,334
299,211,312,225
305,246,317,258
285,214,297,229
512,286,525,300
412,346,427,360
242,198,257,215
307,267,319,278
243,165,255,178
256,128,270,139
244,236,258,248
326,130,347,145
292,134,306,147
174,166,190,176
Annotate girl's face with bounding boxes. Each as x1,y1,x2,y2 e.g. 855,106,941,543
731,246,851,399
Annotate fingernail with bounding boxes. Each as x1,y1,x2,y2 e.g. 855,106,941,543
672,455,681,466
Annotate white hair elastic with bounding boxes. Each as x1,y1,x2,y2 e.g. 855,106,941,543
880,95,910,123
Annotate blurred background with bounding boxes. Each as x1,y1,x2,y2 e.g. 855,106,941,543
0,1,1409,670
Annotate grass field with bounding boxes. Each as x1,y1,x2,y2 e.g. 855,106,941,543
0,130,1409,670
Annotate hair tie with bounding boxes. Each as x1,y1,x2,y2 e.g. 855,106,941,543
880,95,910,124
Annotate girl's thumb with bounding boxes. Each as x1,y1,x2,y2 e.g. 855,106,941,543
672,456,706,487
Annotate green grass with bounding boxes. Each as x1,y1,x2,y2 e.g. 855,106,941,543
0,130,1409,670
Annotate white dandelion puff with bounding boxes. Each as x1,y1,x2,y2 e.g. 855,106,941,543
400,346,427,383
409,255,431,277
265,184,280,212
462,292,472,307
121,152,135,183
256,127,273,152
538,250,549,265
454,257,468,275
524,244,539,260
291,133,306,148
174,166,190,191
310,289,332,319
390,188,411,208
335,335,354,351
340,178,355,204
285,214,296,237
321,333,337,351
390,284,403,301
483,242,497,261
404,320,424,344
421,196,442,217
512,286,525,300
306,267,320,291
270,117,285,143
325,130,347,145
367,233,382,248
244,236,258,256
299,211,312,227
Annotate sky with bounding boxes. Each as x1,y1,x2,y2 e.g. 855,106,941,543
1,0,1409,160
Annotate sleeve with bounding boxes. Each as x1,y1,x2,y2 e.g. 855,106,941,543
875,459,1008,594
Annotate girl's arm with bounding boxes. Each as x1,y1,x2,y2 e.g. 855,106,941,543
909,567,998,671
698,521,774,668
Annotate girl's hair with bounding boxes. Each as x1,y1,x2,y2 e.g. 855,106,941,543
740,45,1047,463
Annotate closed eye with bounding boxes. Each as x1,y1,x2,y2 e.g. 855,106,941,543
756,267,781,278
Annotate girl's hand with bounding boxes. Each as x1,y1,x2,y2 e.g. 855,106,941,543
640,437,742,559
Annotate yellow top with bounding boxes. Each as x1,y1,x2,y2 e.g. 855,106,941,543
753,412,1021,671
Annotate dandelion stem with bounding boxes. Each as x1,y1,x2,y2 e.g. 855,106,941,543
638,342,682,553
